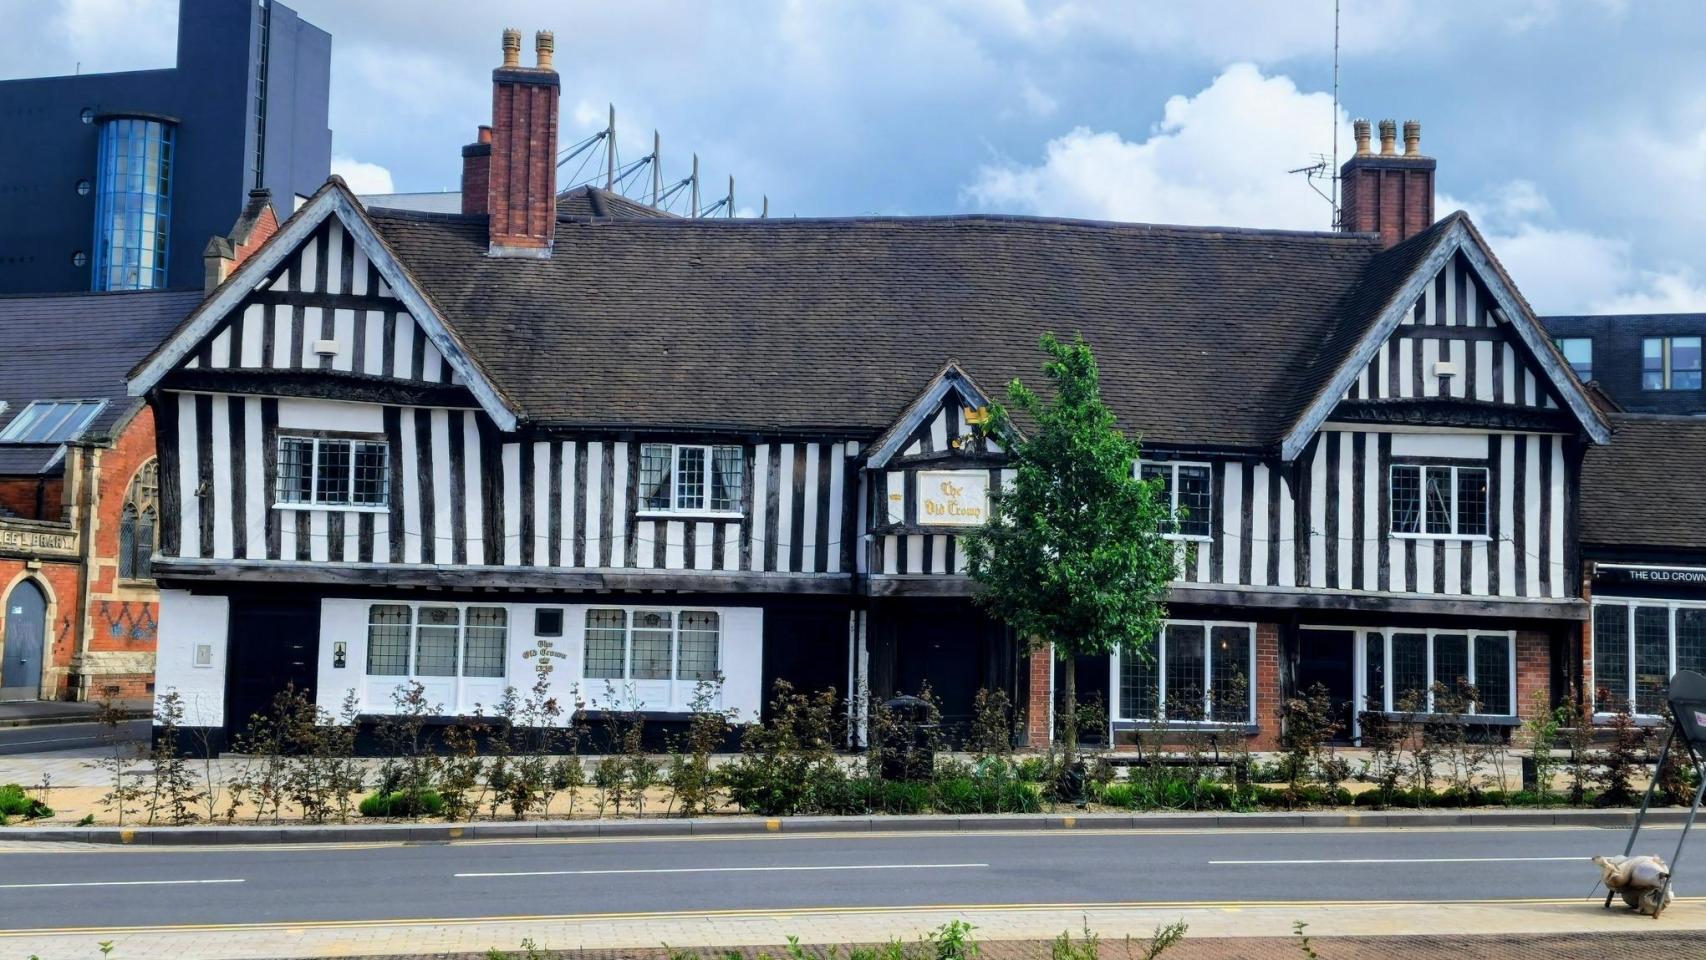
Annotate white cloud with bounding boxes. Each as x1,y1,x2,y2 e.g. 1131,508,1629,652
1444,182,1706,314
963,63,1347,230
333,156,396,195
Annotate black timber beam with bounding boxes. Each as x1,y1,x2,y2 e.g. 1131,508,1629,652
162,369,479,408
1168,583,1588,621
154,560,856,595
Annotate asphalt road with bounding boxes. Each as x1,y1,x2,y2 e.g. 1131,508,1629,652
0,719,148,756
0,824,1697,932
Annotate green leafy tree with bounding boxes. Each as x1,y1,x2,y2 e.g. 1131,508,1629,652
961,333,1177,763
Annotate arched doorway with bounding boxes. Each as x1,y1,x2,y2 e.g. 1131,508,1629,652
1,580,48,701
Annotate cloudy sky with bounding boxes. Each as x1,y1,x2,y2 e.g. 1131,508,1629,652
6,0,1705,315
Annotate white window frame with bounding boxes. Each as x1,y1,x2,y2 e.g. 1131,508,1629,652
275,435,390,512
1137,459,1214,542
1388,463,1490,541
582,605,725,708
1110,619,1257,725
636,443,744,519
0,399,106,444
1590,596,1706,718
364,601,509,682
1353,627,1517,722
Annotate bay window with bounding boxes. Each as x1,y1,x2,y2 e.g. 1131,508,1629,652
1391,464,1488,537
1140,461,1214,539
1114,621,1254,723
639,443,744,514
277,435,389,508
1593,599,1706,715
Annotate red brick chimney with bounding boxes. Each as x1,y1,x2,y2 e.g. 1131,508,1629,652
486,28,559,258
460,125,493,216
1338,118,1435,249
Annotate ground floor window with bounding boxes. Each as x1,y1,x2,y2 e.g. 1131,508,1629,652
584,608,722,686
1592,598,1706,716
1359,629,1514,716
366,603,507,680
1113,621,1255,723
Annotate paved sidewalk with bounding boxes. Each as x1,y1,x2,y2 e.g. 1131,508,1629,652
0,899,1699,960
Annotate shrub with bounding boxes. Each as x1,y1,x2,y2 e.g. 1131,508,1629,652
1097,782,1137,809
1595,703,1647,806
359,789,445,818
879,779,931,815
723,681,841,817
0,784,51,820
933,777,984,814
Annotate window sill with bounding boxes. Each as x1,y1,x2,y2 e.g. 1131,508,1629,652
1373,710,1519,726
273,503,389,514
1111,720,1258,734
1392,533,1492,543
634,509,744,521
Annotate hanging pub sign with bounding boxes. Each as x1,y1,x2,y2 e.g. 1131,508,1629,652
916,470,989,527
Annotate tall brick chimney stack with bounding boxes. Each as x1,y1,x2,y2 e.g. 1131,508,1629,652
486,28,559,258
1338,117,1435,249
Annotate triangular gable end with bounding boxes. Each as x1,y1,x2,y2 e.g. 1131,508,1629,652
127,179,519,431
1280,216,1610,460
865,363,1002,468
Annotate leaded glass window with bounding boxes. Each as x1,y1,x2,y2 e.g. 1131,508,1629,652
1114,622,1252,723
414,606,460,677
463,607,507,678
366,604,411,676
1391,632,1429,710
585,609,628,679
1593,603,1630,712
1391,464,1488,538
276,436,388,508
1209,625,1252,722
1432,633,1469,701
631,610,675,680
638,444,744,515
1635,605,1670,716
118,459,159,580
678,611,721,681
1140,461,1214,539
1473,635,1512,715
582,607,724,688
1679,608,1706,677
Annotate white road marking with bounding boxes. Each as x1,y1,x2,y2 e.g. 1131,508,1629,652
0,878,245,890
456,863,989,879
1210,856,1584,865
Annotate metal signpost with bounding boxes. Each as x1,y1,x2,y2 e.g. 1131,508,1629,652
1606,670,1706,914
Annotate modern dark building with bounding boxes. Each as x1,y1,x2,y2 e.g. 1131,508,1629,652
0,0,330,294
1543,314,1706,416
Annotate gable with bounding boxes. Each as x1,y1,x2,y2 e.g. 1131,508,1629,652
128,179,518,431
179,217,460,385
1281,215,1610,459
1339,250,1562,409
864,365,1002,469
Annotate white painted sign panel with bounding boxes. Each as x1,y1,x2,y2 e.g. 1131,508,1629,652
916,470,989,526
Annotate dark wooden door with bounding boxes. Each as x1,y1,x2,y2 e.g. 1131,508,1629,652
1,580,46,701
1296,628,1356,738
224,598,320,736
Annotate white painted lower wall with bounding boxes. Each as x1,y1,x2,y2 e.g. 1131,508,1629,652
152,589,230,728
316,599,765,722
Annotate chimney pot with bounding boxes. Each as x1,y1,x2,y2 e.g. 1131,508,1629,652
535,30,554,69
478,124,492,144
1402,119,1422,156
501,28,521,67
1378,119,1398,156
1352,118,1371,157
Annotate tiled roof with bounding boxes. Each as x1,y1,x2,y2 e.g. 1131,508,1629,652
0,288,202,474
554,186,675,220
1581,413,1706,551
369,209,1385,447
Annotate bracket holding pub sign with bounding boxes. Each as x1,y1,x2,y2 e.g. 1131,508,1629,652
916,470,989,527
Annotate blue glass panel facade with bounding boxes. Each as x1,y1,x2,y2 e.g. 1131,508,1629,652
91,117,175,290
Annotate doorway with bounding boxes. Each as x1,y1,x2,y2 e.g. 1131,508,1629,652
1295,628,1356,738
224,597,320,736
1,580,47,701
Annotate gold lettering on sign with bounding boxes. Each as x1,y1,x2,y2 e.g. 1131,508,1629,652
915,470,989,527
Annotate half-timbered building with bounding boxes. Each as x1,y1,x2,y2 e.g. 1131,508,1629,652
130,35,1613,751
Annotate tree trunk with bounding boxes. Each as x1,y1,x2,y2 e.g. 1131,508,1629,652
1061,653,1077,764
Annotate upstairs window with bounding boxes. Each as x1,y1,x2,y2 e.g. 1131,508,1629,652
1391,464,1488,538
1643,337,1702,390
117,459,159,580
1557,338,1593,381
276,436,389,508
1140,461,1213,539
0,400,105,443
638,443,743,514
